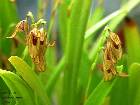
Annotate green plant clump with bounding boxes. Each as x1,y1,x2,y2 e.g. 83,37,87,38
0,0,140,105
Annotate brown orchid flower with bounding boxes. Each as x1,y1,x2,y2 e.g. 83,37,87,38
7,12,55,72
103,30,126,81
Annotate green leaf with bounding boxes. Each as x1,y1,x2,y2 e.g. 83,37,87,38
110,59,129,105
0,69,35,105
84,1,104,49
76,51,91,105
89,25,110,62
85,0,140,41
8,56,50,105
0,0,18,56
84,65,123,105
46,56,65,96
124,19,140,65
58,1,68,52
85,10,123,40
0,76,12,105
87,3,104,28
0,0,18,36
110,78,128,105
62,0,92,105
129,63,140,105
84,79,117,105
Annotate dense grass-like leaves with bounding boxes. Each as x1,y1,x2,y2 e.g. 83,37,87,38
85,0,140,41
84,80,116,105
85,10,123,40
46,56,65,96
0,0,18,67
0,76,12,105
62,0,92,105
85,1,140,102
84,65,123,105
0,0,18,36
0,69,35,105
8,56,50,105
124,19,140,65
58,1,68,52
0,0,140,105
129,63,140,105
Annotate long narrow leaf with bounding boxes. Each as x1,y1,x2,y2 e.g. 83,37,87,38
85,0,140,42
84,65,123,105
62,0,92,105
8,56,50,105
129,63,140,105
84,80,117,105
0,69,35,105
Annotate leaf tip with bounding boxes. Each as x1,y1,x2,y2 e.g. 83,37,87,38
8,56,20,62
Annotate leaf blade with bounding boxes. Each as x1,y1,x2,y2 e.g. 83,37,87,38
129,63,140,105
0,69,35,105
8,56,50,105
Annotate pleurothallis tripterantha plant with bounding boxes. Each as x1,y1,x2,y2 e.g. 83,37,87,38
7,12,55,72
0,0,140,105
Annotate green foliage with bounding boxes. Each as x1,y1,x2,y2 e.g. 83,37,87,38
0,69,35,105
124,20,140,65
84,65,123,105
8,56,50,105
62,1,92,105
85,80,116,105
0,0,140,105
129,63,140,105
